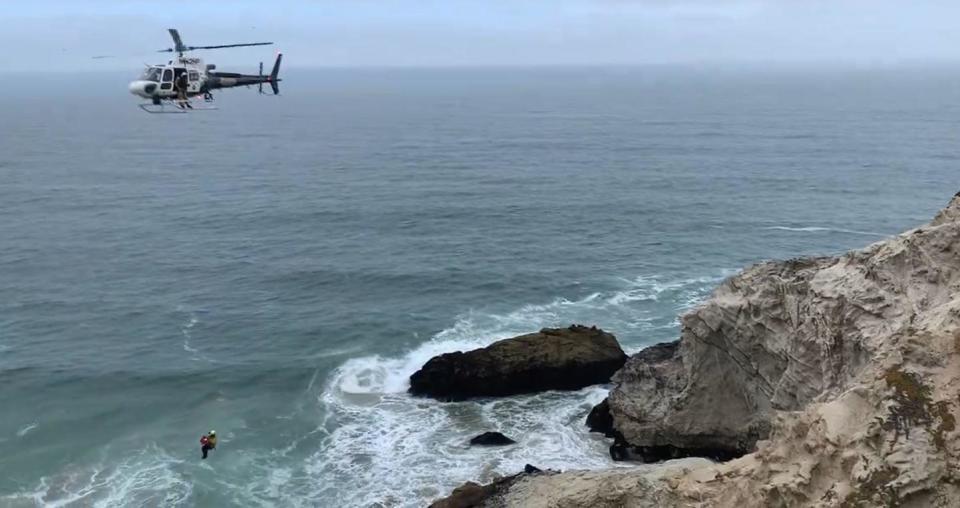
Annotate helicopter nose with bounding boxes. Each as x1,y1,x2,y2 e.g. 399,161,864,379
128,81,157,98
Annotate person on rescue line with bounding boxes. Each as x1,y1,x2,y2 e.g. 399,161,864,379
200,430,217,459
175,72,192,109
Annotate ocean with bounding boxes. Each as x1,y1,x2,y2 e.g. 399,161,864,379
1,65,958,507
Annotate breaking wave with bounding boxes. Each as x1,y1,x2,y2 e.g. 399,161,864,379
764,225,885,237
307,270,731,507
16,423,38,438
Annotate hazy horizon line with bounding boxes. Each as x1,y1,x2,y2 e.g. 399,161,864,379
9,58,960,77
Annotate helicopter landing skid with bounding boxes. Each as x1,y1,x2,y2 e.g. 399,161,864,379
138,102,218,114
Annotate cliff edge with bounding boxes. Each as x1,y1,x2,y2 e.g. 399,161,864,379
448,193,960,507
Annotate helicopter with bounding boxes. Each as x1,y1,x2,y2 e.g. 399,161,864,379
127,29,282,113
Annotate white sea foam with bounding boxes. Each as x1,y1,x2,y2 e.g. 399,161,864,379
0,445,192,508
178,309,217,363
764,225,885,237
181,314,199,352
16,422,38,437
302,271,730,507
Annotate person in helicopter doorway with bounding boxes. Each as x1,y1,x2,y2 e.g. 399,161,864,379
200,430,217,459
175,72,193,109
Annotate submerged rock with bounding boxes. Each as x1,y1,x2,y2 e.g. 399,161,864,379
409,325,627,400
469,432,516,446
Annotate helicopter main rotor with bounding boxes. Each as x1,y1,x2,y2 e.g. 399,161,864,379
158,29,273,56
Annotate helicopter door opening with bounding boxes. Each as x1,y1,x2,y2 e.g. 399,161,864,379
160,68,174,91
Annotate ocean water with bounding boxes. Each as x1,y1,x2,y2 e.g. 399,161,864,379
1,66,958,507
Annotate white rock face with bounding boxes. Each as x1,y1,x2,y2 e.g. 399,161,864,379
499,193,960,507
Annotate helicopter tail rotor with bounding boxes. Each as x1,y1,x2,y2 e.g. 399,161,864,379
268,53,282,95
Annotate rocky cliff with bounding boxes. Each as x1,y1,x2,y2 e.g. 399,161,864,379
440,193,960,507
603,192,960,466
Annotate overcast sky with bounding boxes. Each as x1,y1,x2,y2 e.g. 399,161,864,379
3,0,960,72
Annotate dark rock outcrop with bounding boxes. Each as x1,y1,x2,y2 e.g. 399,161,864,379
585,398,614,437
409,325,627,400
522,464,541,474
469,432,516,446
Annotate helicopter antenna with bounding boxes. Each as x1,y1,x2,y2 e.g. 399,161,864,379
158,29,273,56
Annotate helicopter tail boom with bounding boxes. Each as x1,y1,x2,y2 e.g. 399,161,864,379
207,53,283,95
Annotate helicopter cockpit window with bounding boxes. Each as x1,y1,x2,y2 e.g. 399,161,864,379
161,69,173,82
140,68,162,82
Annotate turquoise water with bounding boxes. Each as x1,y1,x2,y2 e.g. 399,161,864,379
1,66,958,506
